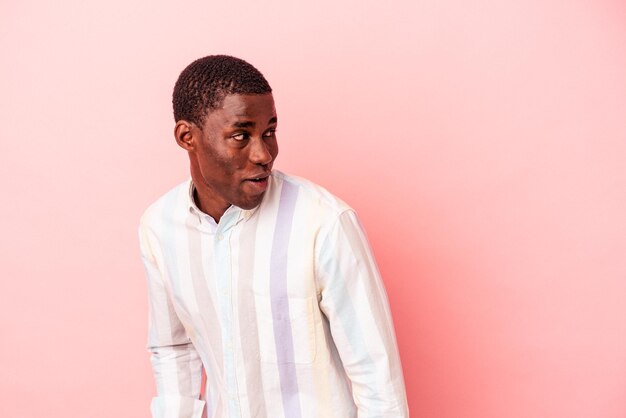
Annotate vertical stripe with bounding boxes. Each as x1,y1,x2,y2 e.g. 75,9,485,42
160,189,195,406
238,215,269,417
213,224,240,418
179,396,194,418
269,181,302,418
186,215,222,418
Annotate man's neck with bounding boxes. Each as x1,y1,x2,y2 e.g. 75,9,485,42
193,186,230,224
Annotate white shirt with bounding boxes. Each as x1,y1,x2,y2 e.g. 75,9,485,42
139,170,409,418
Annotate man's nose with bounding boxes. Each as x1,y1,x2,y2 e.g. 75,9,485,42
249,138,273,166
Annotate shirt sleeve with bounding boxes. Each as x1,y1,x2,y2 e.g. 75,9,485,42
139,222,206,418
315,210,409,418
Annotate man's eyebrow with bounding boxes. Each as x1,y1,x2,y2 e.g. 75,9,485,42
231,116,277,128
232,121,255,128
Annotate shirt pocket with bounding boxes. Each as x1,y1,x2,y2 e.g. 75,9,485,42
253,293,317,365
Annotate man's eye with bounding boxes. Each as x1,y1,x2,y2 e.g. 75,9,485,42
263,129,277,137
232,132,248,141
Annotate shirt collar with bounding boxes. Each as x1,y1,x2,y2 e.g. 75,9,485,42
186,178,261,226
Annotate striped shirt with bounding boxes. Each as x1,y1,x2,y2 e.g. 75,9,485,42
139,170,409,418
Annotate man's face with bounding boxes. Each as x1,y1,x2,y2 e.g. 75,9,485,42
188,93,278,214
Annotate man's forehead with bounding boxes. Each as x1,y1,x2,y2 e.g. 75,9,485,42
216,93,276,118
202,94,276,128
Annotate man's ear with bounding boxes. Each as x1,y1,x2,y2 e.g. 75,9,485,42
174,120,196,151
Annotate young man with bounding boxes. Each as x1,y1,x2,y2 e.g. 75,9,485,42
139,55,409,418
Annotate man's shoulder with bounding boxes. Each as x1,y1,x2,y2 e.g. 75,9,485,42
271,170,353,216
139,178,190,230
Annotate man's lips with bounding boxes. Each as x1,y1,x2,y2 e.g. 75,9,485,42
244,173,270,182
243,173,270,193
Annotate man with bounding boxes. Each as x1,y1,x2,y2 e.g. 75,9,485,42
139,55,409,418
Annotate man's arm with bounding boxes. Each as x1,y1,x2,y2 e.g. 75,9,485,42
316,210,409,418
139,222,205,418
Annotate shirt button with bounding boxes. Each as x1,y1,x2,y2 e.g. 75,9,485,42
217,234,224,241
222,288,228,295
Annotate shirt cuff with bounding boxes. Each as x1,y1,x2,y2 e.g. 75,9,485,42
150,396,206,418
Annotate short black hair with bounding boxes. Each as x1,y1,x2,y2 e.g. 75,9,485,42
172,55,272,125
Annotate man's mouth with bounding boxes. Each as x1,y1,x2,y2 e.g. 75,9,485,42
245,173,270,182
244,174,270,192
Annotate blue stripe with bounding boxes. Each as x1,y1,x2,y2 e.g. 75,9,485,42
269,180,303,418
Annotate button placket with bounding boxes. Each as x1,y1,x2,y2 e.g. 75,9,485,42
214,225,241,417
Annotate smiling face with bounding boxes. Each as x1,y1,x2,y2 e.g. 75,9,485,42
175,93,278,221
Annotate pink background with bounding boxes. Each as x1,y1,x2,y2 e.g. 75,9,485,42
1,0,625,417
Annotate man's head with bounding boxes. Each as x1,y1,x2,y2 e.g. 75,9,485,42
173,55,273,126
172,55,278,222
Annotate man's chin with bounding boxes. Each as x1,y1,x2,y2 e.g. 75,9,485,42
236,194,266,211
